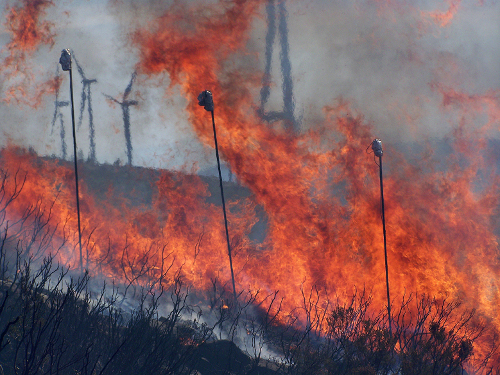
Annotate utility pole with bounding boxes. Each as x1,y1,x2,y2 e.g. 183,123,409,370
60,49,83,274
372,138,391,336
198,90,238,304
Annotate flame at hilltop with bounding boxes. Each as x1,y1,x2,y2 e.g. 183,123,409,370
1,0,500,369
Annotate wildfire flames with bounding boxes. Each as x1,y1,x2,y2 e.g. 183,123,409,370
1,0,58,107
1,0,500,370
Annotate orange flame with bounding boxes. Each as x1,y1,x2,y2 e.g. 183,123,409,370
424,0,461,27
131,0,500,364
1,0,56,107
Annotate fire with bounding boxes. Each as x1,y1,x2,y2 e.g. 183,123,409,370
0,0,499,370
1,0,56,107
4,0,55,51
130,0,500,314
132,0,500,364
424,0,461,27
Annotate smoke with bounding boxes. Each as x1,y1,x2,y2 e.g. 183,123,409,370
281,0,500,143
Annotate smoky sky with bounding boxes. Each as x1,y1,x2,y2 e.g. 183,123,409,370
0,0,499,169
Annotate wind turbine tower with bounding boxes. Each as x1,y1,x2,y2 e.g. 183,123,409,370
51,66,69,159
73,54,98,162
259,0,299,132
103,72,138,166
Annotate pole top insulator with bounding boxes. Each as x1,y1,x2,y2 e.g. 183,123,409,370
59,49,71,71
372,138,383,157
198,90,214,112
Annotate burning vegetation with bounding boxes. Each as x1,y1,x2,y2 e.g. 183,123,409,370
0,166,495,373
0,0,499,373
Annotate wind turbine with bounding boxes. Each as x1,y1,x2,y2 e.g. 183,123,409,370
73,54,98,162
103,72,138,166
51,66,69,160
258,0,299,132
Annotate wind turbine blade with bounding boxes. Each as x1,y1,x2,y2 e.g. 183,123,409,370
72,53,86,80
51,66,60,135
54,64,62,98
78,90,86,130
123,72,137,99
51,106,58,135
103,93,120,104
